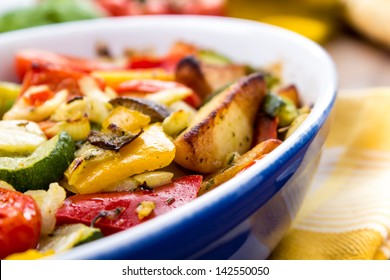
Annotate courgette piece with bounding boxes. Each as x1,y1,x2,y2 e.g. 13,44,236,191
198,50,231,66
263,92,299,127
0,120,47,157
0,82,20,118
0,132,75,192
38,224,103,254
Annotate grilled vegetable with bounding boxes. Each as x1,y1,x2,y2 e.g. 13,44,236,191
0,188,41,259
0,120,47,156
175,55,247,99
286,112,309,139
64,123,175,194
3,88,68,122
162,109,192,138
38,223,102,253
199,139,282,195
252,113,279,145
56,175,202,235
15,47,116,80
277,84,301,107
78,76,114,124
133,171,174,188
45,117,91,141
174,73,266,173
109,97,170,123
87,125,143,151
198,49,231,66
102,105,151,134
263,92,299,127
0,180,15,191
0,82,20,118
0,132,75,192
92,69,174,89
25,182,67,236
175,56,212,98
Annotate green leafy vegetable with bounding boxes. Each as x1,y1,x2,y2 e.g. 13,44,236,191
0,0,104,33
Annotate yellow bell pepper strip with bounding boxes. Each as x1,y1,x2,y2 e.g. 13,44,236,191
91,69,174,90
102,106,151,134
64,123,176,194
15,49,119,80
56,175,202,235
5,249,54,260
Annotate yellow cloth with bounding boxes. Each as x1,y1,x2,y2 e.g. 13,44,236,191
270,88,390,260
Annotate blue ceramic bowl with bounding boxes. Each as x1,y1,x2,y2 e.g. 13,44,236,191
0,15,337,259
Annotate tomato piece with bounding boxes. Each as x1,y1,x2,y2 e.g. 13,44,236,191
15,49,119,80
56,175,202,235
0,188,41,259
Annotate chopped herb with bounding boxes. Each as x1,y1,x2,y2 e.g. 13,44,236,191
90,207,125,227
205,179,215,190
165,197,175,205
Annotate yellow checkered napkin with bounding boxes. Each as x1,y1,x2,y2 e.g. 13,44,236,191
270,88,390,260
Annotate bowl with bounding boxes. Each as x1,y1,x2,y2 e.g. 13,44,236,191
0,15,337,259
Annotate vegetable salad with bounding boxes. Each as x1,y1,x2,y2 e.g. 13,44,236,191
0,41,310,259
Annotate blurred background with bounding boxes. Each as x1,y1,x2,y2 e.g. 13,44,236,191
1,0,389,89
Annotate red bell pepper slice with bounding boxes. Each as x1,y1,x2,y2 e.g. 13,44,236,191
20,64,106,101
55,175,202,236
128,56,166,70
15,49,119,80
127,42,198,72
253,112,279,146
23,87,55,107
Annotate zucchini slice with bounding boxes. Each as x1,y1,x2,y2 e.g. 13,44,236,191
0,120,47,156
38,224,103,254
0,132,75,192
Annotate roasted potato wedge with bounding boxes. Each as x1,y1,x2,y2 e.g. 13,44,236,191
175,56,247,99
174,73,266,173
175,56,212,99
277,84,301,107
202,63,247,94
199,139,282,195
